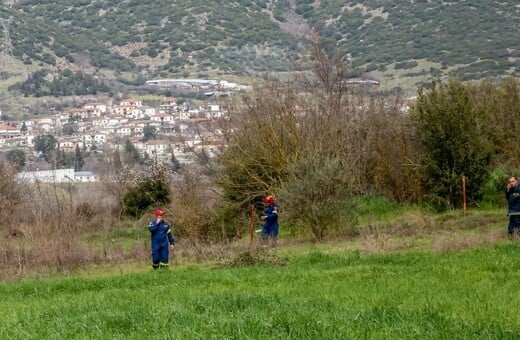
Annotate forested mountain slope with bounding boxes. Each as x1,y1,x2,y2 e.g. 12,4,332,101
1,1,518,82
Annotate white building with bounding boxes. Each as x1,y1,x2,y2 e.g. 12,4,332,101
17,168,75,183
16,168,99,183
74,171,99,182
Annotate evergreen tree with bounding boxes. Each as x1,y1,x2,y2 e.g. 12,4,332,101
33,134,58,163
171,151,181,172
113,148,122,173
412,79,493,209
62,123,77,136
143,125,156,142
123,139,141,165
74,144,84,171
57,150,68,168
123,179,170,218
5,149,26,171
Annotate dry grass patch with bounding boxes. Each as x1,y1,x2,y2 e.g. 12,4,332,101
432,229,505,254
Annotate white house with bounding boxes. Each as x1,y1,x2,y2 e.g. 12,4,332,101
143,107,156,117
119,98,143,107
92,117,110,128
74,171,99,182
84,102,108,114
94,134,107,144
144,140,171,156
17,168,75,183
30,118,54,132
151,113,175,124
0,123,21,138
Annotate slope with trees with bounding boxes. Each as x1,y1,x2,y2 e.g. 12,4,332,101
0,0,517,82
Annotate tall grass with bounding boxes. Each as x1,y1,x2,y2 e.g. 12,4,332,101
1,244,519,338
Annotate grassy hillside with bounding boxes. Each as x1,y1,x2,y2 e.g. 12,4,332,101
1,0,518,82
1,243,520,338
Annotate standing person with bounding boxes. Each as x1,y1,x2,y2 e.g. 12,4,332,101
506,176,520,238
260,195,279,246
148,209,175,269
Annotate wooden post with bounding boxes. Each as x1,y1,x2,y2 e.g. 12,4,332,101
462,175,467,215
249,204,255,245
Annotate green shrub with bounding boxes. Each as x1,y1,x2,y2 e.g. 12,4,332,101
481,168,520,207
412,80,493,210
123,179,170,218
278,154,354,240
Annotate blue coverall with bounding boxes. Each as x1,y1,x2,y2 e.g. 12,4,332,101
148,219,174,269
506,185,520,236
262,204,279,243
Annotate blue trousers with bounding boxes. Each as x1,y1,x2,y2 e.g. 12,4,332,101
262,224,279,243
151,243,169,269
508,215,520,236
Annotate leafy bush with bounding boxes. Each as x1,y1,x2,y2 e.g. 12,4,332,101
123,179,170,218
278,155,354,240
481,168,519,207
5,149,26,171
395,60,418,70
412,80,493,209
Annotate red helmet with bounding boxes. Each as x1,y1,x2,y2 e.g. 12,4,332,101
154,209,165,217
263,195,275,204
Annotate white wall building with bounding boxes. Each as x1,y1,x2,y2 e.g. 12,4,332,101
16,168,98,183
17,168,75,183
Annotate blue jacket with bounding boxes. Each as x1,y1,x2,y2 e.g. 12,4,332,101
148,219,174,246
506,185,520,215
263,204,279,228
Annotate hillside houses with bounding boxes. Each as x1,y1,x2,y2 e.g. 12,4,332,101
0,95,227,167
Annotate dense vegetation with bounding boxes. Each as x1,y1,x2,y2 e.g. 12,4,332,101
213,43,520,239
1,1,518,82
2,36,520,284
8,69,111,97
301,0,520,80
1,244,520,338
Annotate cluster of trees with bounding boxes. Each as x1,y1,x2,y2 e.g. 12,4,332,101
9,0,298,76
88,41,518,243
30,135,85,171
300,1,519,79
3,5,135,72
4,0,518,80
210,42,520,240
8,69,111,97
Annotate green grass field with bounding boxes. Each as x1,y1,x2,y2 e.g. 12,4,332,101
1,242,519,339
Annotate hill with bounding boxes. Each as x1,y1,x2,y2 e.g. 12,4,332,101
0,1,518,114
1,0,518,84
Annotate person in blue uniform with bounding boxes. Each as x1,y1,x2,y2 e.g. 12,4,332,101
148,209,175,269
260,195,279,246
506,176,520,238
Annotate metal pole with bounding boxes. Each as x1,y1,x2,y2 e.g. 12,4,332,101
462,175,467,215
249,204,255,245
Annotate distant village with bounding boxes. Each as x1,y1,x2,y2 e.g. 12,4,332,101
0,78,247,183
